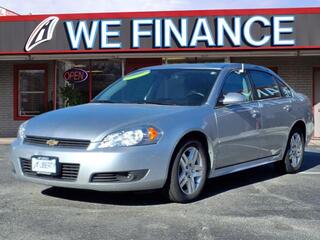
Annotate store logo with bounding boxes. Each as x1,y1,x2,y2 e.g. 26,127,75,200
25,16,59,52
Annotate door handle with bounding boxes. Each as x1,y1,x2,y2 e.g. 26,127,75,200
283,105,292,112
250,109,259,118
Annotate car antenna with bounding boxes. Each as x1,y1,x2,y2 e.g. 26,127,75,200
239,63,245,74
235,64,245,75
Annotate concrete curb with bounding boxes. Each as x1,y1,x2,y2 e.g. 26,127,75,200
309,139,320,147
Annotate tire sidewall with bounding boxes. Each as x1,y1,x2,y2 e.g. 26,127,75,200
169,140,208,203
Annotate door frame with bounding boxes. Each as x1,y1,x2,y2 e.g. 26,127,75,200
13,64,49,121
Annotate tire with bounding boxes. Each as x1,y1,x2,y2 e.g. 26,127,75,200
167,140,208,203
275,128,305,173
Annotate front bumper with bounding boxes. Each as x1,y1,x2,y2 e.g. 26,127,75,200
10,140,172,191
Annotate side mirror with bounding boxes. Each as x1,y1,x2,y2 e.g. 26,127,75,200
221,92,246,105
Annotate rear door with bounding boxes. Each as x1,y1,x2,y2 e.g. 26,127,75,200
249,70,295,158
215,71,263,168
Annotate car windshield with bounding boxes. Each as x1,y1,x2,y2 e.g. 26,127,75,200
93,69,220,106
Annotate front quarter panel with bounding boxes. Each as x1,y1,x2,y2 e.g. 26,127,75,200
151,105,218,179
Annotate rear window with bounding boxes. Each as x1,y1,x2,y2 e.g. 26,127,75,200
249,70,281,100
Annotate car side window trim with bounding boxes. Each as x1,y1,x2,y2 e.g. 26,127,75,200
246,69,259,101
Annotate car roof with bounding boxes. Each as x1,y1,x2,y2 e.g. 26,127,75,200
142,63,273,73
145,63,229,70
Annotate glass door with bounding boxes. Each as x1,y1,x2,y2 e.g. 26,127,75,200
56,60,90,108
14,64,48,120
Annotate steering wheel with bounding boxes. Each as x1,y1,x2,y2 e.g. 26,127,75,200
186,90,205,98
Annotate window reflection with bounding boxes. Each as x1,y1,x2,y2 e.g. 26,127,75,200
249,70,281,100
91,60,122,98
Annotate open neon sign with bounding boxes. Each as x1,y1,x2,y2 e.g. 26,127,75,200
64,68,88,83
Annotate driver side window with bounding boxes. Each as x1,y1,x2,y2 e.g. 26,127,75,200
219,72,253,103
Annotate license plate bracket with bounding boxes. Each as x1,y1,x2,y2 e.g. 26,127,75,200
31,156,60,176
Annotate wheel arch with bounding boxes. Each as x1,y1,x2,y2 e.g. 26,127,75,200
165,130,215,184
290,120,307,141
282,120,307,160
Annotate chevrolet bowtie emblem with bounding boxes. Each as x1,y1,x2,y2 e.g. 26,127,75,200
46,139,59,146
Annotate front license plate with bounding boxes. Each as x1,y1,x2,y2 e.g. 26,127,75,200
31,156,57,175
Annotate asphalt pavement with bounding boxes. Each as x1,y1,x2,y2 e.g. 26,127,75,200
0,144,320,240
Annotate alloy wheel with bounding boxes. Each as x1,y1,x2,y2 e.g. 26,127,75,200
288,132,303,168
178,146,205,195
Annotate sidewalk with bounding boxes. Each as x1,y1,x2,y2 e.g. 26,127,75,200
0,138,15,145
309,139,320,147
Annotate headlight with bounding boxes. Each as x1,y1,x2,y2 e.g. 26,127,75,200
17,121,28,141
98,126,162,148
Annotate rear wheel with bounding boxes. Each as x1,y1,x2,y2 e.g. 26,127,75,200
167,140,208,203
276,129,305,173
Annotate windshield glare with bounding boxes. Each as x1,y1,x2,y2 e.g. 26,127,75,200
93,69,220,106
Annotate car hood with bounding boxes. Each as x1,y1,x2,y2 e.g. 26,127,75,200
25,103,193,142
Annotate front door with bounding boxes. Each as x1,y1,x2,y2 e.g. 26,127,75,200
215,71,262,168
314,68,320,138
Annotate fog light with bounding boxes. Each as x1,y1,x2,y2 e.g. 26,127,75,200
116,173,135,182
90,169,149,183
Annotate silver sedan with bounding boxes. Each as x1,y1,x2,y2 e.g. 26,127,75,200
10,63,314,203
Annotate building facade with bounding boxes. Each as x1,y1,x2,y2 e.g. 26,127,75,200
0,7,320,137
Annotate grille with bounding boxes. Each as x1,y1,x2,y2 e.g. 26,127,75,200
91,170,148,183
24,136,90,149
20,158,80,181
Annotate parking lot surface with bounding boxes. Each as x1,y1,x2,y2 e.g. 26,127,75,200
0,144,320,240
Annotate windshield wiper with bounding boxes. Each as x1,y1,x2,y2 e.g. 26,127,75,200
92,100,117,103
93,99,177,105
139,100,177,106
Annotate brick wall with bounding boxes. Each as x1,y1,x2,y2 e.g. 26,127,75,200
0,61,54,137
0,62,23,137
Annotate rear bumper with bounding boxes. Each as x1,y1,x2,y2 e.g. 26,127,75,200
10,140,172,191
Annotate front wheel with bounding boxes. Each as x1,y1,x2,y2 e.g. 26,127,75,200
276,130,305,173
167,140,208,203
